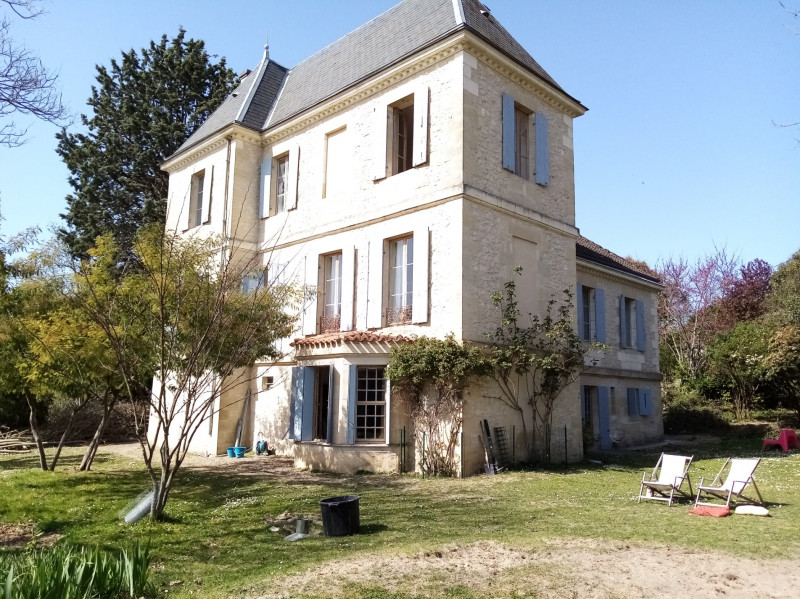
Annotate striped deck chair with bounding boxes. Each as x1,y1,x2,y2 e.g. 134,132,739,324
694,458,764,508
638,453,694,506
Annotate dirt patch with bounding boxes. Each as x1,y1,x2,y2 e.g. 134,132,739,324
251,538,800,599
0,523,62,550
98,442,381,484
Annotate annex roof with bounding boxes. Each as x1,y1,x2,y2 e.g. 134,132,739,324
291,331,413,348
173,0,579,158
576,236,661,285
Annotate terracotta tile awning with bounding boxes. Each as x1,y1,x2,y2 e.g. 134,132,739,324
291,331,414,348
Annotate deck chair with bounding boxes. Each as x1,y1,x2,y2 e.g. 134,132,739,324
638,453,694,506
694,458,764,508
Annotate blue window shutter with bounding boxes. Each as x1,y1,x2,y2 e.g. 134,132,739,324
501,93,515,171
597,387,611,450
595,288,606,343
619,295,627,348
534,112,550,185
640,387,652,416
346,365,358,445
635,299,646,351
576,284,584,338
580,385,586,422
290,367,304,440
300,367,315,441
326,366,335,444
627,388,638,416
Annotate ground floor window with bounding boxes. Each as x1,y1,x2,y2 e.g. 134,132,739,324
356,367,386,441
582,386,594,425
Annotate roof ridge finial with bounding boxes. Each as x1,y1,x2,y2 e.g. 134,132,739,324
264,32,269,60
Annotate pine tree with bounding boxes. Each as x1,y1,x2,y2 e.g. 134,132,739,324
56,29,237,257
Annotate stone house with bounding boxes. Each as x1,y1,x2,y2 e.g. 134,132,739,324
160,0,663,474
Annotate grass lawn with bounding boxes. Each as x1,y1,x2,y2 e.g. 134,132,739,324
1,435,799,598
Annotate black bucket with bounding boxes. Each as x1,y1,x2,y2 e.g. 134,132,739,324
319,495,360,537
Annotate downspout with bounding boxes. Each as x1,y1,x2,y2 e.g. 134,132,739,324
222,136,233,244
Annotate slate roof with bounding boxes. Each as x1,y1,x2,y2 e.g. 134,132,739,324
576,236,661,284
175,59,288,154
174,0,578,157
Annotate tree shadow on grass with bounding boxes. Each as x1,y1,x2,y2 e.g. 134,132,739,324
0,452,114,470
359,523,388,535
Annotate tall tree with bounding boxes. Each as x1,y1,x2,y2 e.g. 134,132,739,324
56,29,237,258
713,259,773,332
70,226,297,519
656,249,739,381
768,250,800,327
0,0,67,147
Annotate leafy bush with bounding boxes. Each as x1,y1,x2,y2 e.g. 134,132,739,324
387,334,489,476
662,389,731,434
0,543,154,599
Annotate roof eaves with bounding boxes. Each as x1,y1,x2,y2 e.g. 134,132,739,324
463,24,586,111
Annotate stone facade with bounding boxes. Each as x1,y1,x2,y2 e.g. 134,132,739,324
159,1,663,473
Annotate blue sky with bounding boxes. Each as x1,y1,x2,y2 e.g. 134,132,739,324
0,0,797,268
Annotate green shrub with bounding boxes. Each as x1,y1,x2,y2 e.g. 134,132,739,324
0,542,154,599
662,388,731,434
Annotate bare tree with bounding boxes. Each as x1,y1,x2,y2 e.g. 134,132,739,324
656,248,740,381
0,0,67,147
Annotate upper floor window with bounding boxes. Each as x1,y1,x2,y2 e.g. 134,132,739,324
514,105,530,179
372,86,429,181
388,236,413,325
321,252,342,333
582,286,594,341
501,93,549,185
323,127,348,198
275,154,289,214
620,296,646,351
577,284,606,343
390,96,414,175
190,171,205,228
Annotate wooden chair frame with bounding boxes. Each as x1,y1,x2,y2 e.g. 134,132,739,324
694,457,764,508
638,453,694,506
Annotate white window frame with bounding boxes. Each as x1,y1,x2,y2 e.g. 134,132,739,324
355,366,387,443
387,235,413,325
273,154,289,215
389,95,414,176
190,170,205,228
321,252,342,333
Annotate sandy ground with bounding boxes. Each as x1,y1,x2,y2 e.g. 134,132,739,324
251,539,800,599
22,443,800,598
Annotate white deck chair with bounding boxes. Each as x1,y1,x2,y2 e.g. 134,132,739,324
638,453,694,506
694,458,764,508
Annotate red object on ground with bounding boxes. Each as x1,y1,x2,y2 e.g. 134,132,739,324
689,505,731,517
761,429,800,452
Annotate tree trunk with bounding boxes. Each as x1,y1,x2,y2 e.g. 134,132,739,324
49,409,77,471
79,400,114,471
150,443,175,520
516,406,532,462
25,394,48,471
